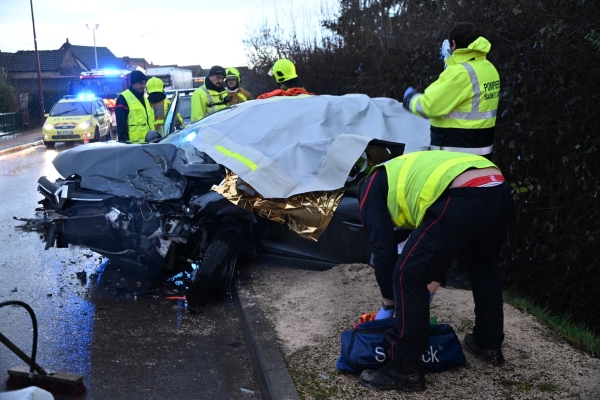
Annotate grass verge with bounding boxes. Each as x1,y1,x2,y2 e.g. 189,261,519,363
503,290,600,357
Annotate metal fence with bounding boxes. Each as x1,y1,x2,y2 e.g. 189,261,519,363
0,112,22,136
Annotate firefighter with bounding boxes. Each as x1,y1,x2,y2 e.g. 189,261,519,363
191,65,229,122
257,58,312,99
146,77,183,134
403,23,500,159
357,151,512,392
115,70,155,143
225,67,253,105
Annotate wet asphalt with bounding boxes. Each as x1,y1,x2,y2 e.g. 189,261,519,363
0,142,261,399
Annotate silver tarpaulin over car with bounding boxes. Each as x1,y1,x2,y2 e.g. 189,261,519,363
189,94,430,199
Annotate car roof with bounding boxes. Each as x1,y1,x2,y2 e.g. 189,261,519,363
57,98,95,103
58,95,100,103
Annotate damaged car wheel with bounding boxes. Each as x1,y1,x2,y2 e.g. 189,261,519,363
186,235,238,311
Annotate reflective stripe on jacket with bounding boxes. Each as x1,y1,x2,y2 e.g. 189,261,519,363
152,98,184,133
191,84,228,122
120,89,154,143
380,151,497,229
408,37,500,153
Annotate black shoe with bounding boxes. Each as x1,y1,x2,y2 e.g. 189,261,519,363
359,363,425,392
464,333,505,366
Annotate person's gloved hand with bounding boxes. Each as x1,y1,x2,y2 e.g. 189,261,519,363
429,292,435,304
403,86,416,110
375,307,394,320
439,39,451,61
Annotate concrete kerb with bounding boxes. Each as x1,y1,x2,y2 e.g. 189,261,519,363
0,140,43,156
234,280,301,400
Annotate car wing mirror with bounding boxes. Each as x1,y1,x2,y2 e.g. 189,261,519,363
145,130,162,143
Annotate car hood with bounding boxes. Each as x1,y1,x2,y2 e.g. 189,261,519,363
188,94,430,198
52,142,222,201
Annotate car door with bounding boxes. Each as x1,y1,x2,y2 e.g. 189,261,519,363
94,100,109,136
99,101,110,135
163,90,180,137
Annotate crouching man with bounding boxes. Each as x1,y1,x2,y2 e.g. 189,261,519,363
357,150,512,391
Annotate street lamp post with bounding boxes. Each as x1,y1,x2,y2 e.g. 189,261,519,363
85,24,99,69
29,0,44,124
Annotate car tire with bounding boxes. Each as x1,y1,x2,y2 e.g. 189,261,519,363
43,140,55,148
92,127,100,143
186,235,238,311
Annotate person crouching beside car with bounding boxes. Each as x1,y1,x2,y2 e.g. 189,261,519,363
357,150,512,392
115,71,155,143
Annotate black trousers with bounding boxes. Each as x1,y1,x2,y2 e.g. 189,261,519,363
384,181,513,366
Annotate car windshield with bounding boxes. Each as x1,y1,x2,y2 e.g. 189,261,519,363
160,129,216,164
50,102,92,116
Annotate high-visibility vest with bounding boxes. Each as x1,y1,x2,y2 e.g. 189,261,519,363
379,151,497,229
120,89,154,143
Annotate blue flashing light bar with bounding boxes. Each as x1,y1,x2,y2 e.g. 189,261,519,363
77,93,96,100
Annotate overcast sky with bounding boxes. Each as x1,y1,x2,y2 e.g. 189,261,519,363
0,0,336,69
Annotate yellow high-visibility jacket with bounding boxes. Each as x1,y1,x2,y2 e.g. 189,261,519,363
191,85,228,122
408,37,500,155
228,88,253,105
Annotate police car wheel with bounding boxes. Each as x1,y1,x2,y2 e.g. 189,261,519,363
92,127,100,142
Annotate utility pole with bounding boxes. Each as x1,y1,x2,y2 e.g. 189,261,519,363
86,24,99,69
29,0,44,124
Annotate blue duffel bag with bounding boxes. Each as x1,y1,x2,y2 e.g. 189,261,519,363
336,318,466,373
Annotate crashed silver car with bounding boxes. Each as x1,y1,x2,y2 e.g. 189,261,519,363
24,94,430,310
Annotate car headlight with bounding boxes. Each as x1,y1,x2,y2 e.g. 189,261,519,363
43,123,53,131
79,120,91,129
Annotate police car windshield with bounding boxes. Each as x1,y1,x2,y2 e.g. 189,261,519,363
51,102,92,116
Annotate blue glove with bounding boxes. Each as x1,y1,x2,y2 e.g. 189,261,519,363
429,292,435,304
403,86,417,110
375,307,394,320
403,86,416,100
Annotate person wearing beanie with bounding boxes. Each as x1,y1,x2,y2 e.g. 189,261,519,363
224,67,253,105
190,65,230,122
115,70,155,143
257,58,312,99
147,76,183,133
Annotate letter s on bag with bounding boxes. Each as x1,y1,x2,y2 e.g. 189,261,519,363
375,347,387,362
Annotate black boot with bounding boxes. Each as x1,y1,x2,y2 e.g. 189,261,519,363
359,362,425,392
464,333,505,366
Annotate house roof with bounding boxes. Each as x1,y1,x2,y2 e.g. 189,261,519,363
0,52,14,70
7,49,68,72
66,44,126,70
122,57,159,68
